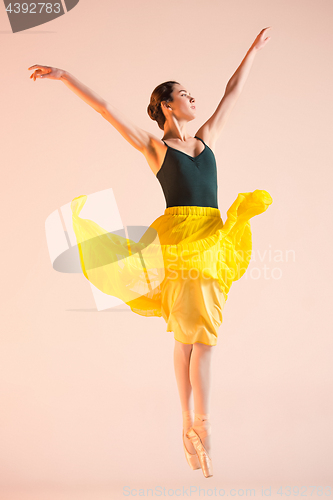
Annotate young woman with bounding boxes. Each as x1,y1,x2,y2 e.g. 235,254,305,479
28,27,272,478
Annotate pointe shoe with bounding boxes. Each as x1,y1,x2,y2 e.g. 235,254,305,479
182,409,201,470
186,414,213,478
182,429,201,470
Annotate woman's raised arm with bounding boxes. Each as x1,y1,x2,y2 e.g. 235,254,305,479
28,65,153,153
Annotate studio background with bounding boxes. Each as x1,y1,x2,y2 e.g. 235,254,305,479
0,0,332,498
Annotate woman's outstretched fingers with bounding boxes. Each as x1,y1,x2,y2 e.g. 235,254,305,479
29,66,43,81
31,70,40,81
28,65,62,81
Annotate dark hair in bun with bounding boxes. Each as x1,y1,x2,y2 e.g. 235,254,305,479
147,81,180,130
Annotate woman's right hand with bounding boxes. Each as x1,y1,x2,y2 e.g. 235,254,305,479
28,65,64,81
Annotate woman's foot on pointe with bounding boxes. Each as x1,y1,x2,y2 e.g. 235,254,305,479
192,413,212,457
182,410,197,455
186,413,213,478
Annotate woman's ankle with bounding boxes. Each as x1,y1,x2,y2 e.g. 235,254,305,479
193,413,211,438
182,409,194,432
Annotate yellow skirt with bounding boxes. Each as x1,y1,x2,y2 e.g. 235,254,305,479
71,189,273,346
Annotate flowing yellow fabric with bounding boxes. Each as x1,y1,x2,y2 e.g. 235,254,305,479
71,189,273,345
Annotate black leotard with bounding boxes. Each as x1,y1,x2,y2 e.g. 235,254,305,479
156,136,219,209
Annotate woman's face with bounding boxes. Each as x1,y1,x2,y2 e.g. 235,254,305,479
167,83,196,121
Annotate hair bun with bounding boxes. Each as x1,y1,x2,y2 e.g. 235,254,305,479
147,81,179,130
149,103,159,119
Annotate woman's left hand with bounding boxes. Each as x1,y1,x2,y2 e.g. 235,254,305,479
251,27,272,51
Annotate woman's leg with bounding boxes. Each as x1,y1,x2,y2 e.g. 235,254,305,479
189,342,215,455
173,339,193,411
173,339,196,454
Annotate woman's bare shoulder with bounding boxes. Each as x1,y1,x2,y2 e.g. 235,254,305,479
195,126,217,153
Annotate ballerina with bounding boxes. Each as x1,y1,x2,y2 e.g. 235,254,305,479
28,26,272,478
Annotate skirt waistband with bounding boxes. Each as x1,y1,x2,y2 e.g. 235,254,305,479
164,205,221,217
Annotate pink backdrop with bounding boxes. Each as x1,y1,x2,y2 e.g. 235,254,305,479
1,0,332,498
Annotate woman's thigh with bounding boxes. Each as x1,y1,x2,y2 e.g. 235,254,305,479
192,342,216,359
174,339,193,357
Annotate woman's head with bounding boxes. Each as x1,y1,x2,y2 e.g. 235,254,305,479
147,81,196,130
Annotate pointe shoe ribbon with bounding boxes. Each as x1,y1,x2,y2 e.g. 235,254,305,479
182,409,193,430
